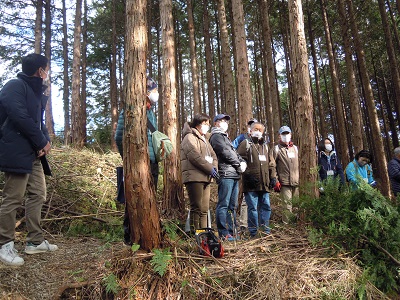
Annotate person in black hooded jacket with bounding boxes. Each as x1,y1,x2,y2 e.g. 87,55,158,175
209,114,246,241
317,137,345,191
0,53,58,267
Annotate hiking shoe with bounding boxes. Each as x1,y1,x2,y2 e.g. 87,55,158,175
25,240,58,254
0,241,24,266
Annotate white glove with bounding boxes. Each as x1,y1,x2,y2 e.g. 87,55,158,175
240,161,247,173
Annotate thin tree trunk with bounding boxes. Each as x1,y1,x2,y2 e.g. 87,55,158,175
43,0,54,139
321,0,349,165
377,0,400,128
187,0,201,114
71,0,83,147
34,0,43,54
110,0,118,151
203,0,215,119
346,0,391,197
306,0,327,139
337,0,364,156
288,0,317,195
231,0,253,133
217,0,236,137
62,0,70,145
125,0,161,250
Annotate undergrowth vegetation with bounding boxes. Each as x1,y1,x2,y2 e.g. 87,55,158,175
301,178,400,295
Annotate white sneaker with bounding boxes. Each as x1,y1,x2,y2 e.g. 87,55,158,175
0,241,24,266
25,240,58,254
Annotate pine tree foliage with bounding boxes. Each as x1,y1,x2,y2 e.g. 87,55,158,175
303,179,400,293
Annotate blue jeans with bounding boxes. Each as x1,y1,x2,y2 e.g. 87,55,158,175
216,178,239,237
245,191,271,236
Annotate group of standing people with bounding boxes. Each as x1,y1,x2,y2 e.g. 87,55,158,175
180,113,300,239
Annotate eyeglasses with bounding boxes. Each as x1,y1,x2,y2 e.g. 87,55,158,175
40,68,48,77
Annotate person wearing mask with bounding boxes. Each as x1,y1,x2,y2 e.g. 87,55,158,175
0,53,57,266
345,150,376,190
181,113,218,231
317,137,345,193
388,147,400,197
273,126,299,223
232,118,258,149
114,76,160,246
237,122,277,237
209,114,247,241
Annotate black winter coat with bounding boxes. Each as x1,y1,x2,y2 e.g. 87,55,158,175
318,151,345,184
388,157,400,195
0,73,50,174
209,128,244,179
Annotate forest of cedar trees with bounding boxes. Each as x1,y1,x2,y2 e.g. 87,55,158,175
1,0,400,249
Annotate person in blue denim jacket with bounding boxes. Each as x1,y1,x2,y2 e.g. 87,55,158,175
345,150,376,190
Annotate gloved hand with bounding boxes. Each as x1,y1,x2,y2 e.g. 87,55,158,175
239,161,247,173
319,186,325,194
274,180,281,192
370,181,377,188
210,168,220,180
269,178,277,189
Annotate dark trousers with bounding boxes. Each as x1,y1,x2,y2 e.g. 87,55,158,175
123,162,159,245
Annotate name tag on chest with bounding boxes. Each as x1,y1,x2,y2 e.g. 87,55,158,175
288,151,295,159
259,155,267,161
327,170,334,176
205,156,213,164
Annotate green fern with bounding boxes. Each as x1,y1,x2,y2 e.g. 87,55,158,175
103,273,120,294
150,248,172,277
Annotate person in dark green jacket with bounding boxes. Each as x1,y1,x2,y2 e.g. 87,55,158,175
114,77,159,246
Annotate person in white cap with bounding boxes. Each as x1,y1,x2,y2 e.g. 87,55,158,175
273,125,299,223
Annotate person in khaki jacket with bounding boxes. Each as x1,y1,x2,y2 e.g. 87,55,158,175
273,126,299,223
181,113,218,231
237,122,277,237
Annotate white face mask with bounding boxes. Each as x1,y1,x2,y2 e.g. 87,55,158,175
148,91,159,104
219,122,229,132
325,144,333,152
201,124,210,135
280,134,291,143
251,131,263,139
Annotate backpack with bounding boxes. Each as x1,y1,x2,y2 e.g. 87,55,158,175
147,118,173,162
195,228,224,258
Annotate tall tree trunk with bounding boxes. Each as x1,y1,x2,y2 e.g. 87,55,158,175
125,0,161,250
71,0,83,147
231,0,253,133
259,0,281,143
306,0,327,139
110,0,118,152
321,0,349,166
337,0,364,156
62,0,70,145
34,0,43,54
187,0,201,114
386,0,400,52
203,0,215,120
217,0,237,136
81,0,87,147
377,0,400,129
160,0,184,214
346,0,391,197
44,0,54,138
288,0,317,195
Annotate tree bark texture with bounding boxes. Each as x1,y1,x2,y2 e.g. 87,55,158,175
288,0,317,194
217,0,237,137
231,0,253,133
124,0,161,250
160,0,184,214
